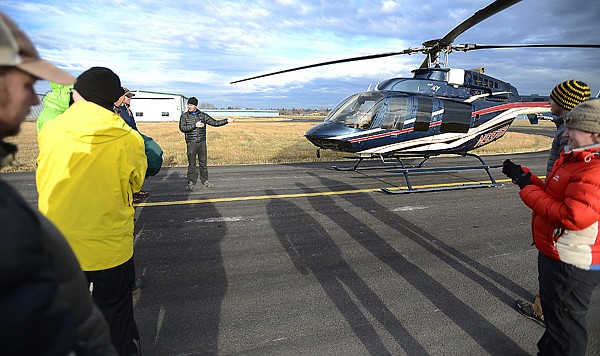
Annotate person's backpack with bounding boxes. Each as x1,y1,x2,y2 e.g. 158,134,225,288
141,133,163,177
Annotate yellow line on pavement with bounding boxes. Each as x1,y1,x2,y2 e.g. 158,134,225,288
135,177,518,207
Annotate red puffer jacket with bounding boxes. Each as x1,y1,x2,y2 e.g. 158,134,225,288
519,143,600,271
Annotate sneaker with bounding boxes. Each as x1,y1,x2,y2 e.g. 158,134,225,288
185,181,194,191
515,299,545,327
202,180,214,188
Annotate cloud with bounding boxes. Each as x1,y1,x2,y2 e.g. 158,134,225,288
4,0,599,108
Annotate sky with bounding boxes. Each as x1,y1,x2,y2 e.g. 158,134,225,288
4,0,600,109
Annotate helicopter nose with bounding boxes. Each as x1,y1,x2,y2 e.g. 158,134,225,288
305,121,354,139
305,122,358,151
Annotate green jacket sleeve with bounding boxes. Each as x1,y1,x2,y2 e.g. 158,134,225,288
37,82,73,133
141,133,163,177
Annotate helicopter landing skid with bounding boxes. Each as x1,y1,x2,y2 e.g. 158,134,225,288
381,153,503,194
332,154,427,171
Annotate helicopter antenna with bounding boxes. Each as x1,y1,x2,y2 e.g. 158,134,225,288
375,72,384,90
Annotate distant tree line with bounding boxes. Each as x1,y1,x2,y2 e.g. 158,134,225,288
198,102,330,116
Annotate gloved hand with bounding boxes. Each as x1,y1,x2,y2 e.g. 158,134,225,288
516,172,532,189
502,159,524,181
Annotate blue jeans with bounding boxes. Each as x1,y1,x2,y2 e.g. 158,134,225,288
537,253,600,356
186,140,208,184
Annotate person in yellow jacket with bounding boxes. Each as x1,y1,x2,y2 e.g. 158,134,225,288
36,67,147,356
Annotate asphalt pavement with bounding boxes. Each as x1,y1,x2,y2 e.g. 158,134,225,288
4,147,599,355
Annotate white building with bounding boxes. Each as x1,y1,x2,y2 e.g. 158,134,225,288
28,90,279,121
128,90,186,122
128,90,279,121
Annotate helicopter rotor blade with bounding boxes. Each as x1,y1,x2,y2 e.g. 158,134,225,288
440,0,522,46
452,43,600,52
230,48,420,84
419,0,522,68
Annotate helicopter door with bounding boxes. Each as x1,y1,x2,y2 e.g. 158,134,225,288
379,97,409,130
439,100,472,133
405,97,435,151
413,97,433,132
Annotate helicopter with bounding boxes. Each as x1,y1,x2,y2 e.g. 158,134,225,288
232,0,600,193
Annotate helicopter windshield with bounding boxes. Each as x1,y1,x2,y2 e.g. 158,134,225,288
326,92,385,129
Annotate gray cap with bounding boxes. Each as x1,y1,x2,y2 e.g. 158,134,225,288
565,99,600,134
0,12,75,84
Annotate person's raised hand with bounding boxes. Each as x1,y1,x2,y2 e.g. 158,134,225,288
502,159,523,181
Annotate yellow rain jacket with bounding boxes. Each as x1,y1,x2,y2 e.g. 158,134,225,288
36,101,147,271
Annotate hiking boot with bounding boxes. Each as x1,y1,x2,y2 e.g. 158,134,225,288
133,190,149,204
185,181,195,191
136,190,150,198
515,299,545,327
202,180,214,188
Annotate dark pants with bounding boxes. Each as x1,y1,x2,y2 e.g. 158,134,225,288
186,140,208,184
86,257,140,356
537,253,600,356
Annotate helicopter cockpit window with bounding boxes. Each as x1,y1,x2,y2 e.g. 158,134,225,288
326,92,384,129
381,97,408,130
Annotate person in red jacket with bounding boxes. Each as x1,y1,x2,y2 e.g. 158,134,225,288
502,99,600,356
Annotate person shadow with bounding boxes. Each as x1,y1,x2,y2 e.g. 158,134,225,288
265,188,427,355
304,172,532,355
133,168,228,355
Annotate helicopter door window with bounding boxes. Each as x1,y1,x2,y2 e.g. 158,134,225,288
380,97,408,130
440,100,471,133
414,98,433,132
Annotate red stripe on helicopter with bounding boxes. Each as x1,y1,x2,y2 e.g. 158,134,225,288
348,120,441,143
349,128,412,143
472,102,550,117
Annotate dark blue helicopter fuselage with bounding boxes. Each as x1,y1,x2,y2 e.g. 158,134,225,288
305,68,549,156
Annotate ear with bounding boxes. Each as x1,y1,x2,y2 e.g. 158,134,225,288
71,89,85,102
114,95,125,106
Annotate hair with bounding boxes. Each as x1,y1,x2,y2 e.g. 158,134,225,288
0,67,10,109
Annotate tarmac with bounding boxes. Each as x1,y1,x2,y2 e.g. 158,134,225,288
3,129,599,355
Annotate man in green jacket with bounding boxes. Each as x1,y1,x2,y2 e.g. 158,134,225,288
36,81,73,133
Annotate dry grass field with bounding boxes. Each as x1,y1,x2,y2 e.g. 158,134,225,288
1,118,553,173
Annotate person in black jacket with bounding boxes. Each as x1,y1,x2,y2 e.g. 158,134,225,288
179,96,235,190
0,12,116,355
